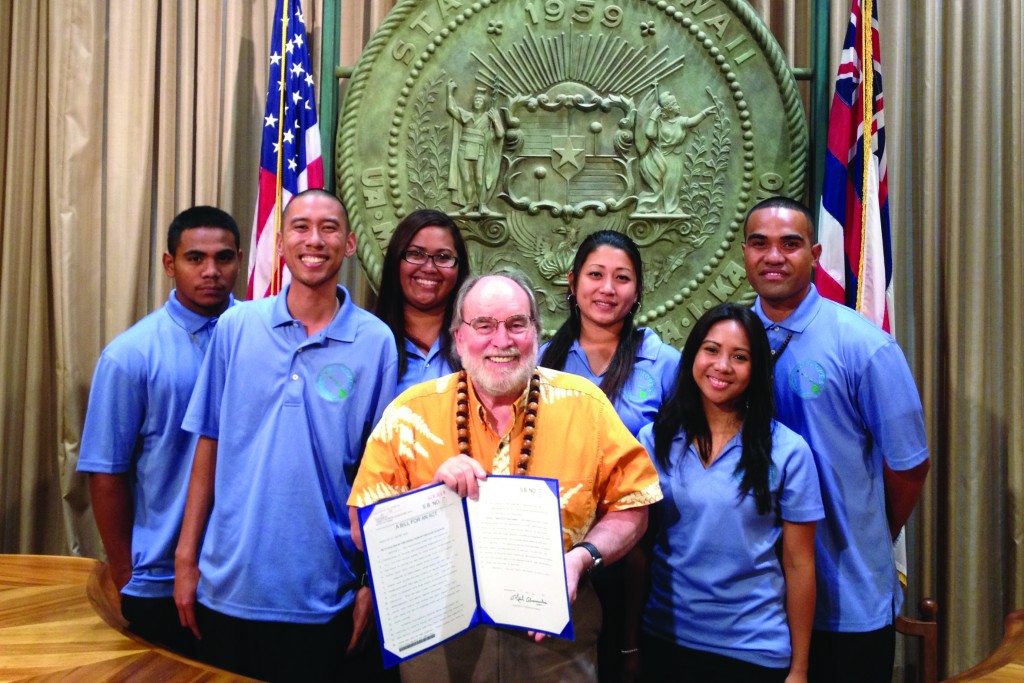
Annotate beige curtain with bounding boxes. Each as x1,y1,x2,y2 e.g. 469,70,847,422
1,0,1020,677
885,1,1024,675
47,1,327,559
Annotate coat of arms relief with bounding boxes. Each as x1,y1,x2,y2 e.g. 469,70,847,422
340,0,806,342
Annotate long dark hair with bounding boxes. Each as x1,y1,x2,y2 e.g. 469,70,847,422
653,303,776,515
375,209,470,377
539,230,644,403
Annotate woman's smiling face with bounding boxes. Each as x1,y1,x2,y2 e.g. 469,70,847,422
399,225,460,315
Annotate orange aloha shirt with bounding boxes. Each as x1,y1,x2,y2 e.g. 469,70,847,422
348,367,663,550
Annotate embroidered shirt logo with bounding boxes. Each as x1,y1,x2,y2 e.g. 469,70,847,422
629,369,657,401
789,360,826,399
316,363,355,402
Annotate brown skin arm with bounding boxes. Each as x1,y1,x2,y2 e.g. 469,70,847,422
345,506,378,654
565,507,648,602
88,472,134,591
883,459,930,540
347,586,373,654
533,506,649,644
621,524,657,683
782,521,817,683
174,436,218,639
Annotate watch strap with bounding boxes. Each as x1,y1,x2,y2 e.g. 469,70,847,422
571,541,603,572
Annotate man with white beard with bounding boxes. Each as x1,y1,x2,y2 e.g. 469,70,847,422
349,271,662,682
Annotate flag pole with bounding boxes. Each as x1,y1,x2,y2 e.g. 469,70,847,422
857,0,874,312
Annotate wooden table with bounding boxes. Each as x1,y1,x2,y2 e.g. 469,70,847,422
0,554,248,682
6,554,1022,681
945,609,1024,682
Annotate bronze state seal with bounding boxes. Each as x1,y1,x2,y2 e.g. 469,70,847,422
338,0,807,345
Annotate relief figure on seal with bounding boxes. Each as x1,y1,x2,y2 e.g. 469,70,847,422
446,81,505,216
635,86,716,216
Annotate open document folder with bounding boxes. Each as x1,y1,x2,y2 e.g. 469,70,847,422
358,476,574,667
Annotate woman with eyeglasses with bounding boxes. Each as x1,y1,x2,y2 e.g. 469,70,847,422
375,209,470,394
538,230,680,682
631,303,822,682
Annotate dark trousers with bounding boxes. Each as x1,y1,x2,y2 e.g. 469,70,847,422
120,594,198,657
593,559,625,682
641,631,788,683
194,602,396,682
808,625,896,683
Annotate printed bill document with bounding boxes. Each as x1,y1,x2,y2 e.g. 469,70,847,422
358,475,573,667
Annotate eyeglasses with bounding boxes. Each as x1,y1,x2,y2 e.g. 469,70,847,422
400,249,459,269
462,315,535,336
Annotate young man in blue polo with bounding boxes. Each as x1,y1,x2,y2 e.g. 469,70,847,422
174,189,398,680
78,206,242,654
742,196,930,683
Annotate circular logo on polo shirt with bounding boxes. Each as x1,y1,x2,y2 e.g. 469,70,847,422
316,364,355,402
629,369,657,401
789,359,826,399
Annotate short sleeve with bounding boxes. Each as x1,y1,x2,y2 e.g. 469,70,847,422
78,352,146,473
348,402,416,508
597,399,663,514
181,319,230,439
856,341,929,472
775,425,825,524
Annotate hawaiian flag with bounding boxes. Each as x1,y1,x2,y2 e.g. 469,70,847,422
818,0,908,584
247,0,323,299
815,0,892,332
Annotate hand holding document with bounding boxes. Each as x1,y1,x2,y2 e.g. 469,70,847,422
358,476,572,667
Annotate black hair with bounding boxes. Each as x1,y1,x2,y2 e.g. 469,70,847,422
282,188,349,224
743,195,816,241
652,302,777,515
375,209,470,377
167,206,240,255
539,230,644,403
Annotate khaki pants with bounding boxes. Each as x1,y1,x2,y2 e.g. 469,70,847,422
399,581,601,683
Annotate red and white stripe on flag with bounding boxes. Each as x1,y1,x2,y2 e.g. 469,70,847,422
247,0,324,299
817,0,908,585
815,0,894,333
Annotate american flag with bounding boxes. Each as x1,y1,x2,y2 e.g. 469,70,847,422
247,0,324,299
815,0,892,332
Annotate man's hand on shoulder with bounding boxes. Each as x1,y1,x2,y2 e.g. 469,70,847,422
432,455,488,500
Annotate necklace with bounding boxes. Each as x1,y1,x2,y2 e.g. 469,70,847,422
456,370,541,475
771,331,794,364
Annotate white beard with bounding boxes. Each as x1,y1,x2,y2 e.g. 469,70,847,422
462,348,537,399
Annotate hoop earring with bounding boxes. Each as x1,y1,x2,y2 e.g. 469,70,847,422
631,300,641,315
567,292,580,314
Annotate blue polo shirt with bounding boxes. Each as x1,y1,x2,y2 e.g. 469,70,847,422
398,335,455,395
754,286,929,632
182,285,398,623
78,290,234,599
540,327,681,436
639,422,823,669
